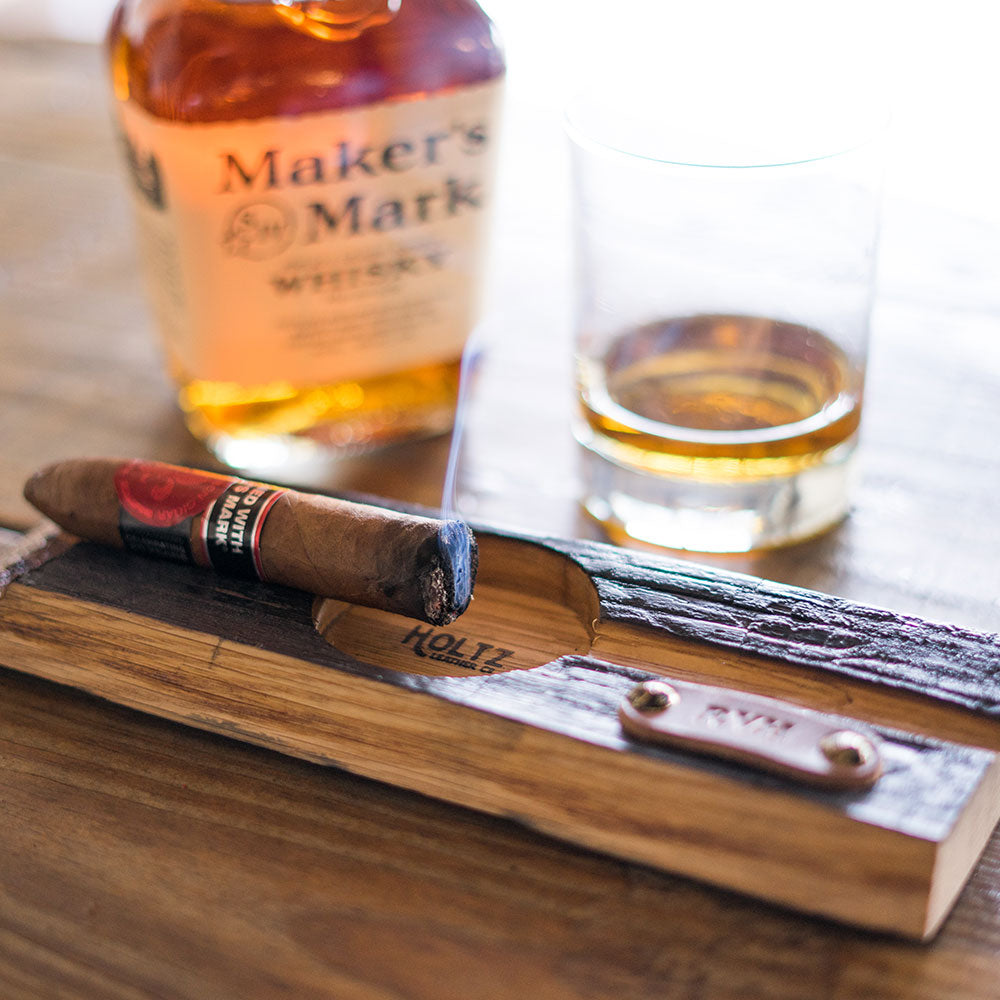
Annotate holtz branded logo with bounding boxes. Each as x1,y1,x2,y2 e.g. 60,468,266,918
400,625,514,674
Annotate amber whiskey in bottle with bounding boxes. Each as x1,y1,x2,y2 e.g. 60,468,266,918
107,0,504,467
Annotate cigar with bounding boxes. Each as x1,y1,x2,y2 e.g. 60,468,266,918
23,458,477,626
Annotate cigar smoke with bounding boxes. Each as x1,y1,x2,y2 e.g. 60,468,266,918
441,332,482,520
436,330,483,612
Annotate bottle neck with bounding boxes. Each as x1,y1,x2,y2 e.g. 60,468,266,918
224,0,403,41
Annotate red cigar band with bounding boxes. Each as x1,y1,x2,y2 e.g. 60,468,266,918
114,460,285,580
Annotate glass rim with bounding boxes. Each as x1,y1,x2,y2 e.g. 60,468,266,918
564,95,890,171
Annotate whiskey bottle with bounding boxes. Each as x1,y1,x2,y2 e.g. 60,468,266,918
107,0,504,468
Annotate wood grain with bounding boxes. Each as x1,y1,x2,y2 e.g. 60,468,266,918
3,663,1000,1000
2,532,999,938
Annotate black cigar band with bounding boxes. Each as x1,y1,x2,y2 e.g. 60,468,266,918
199,482,286,580
119,508,196,564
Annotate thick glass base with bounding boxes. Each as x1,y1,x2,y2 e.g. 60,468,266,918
579,440,857,553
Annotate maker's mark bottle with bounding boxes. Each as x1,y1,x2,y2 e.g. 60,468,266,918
107,0,504,467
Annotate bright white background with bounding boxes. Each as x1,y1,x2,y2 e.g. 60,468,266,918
1,0,995,223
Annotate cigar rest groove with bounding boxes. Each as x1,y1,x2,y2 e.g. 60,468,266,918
1,523,999,940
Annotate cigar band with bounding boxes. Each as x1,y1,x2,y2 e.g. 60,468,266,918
116,460,234,565
199,482,286,581
115,461,284,579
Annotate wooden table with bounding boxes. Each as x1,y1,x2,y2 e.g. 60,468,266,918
2,37,999,999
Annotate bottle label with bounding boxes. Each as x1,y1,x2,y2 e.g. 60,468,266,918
114,460,284,580
115,80,503,387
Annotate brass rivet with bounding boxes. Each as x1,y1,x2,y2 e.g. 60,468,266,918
820,730,877,769
627,681,680,714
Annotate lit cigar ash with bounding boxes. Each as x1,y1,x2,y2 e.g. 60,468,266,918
23,458,477,626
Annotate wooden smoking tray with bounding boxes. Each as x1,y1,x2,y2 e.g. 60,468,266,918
1,519,999,941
